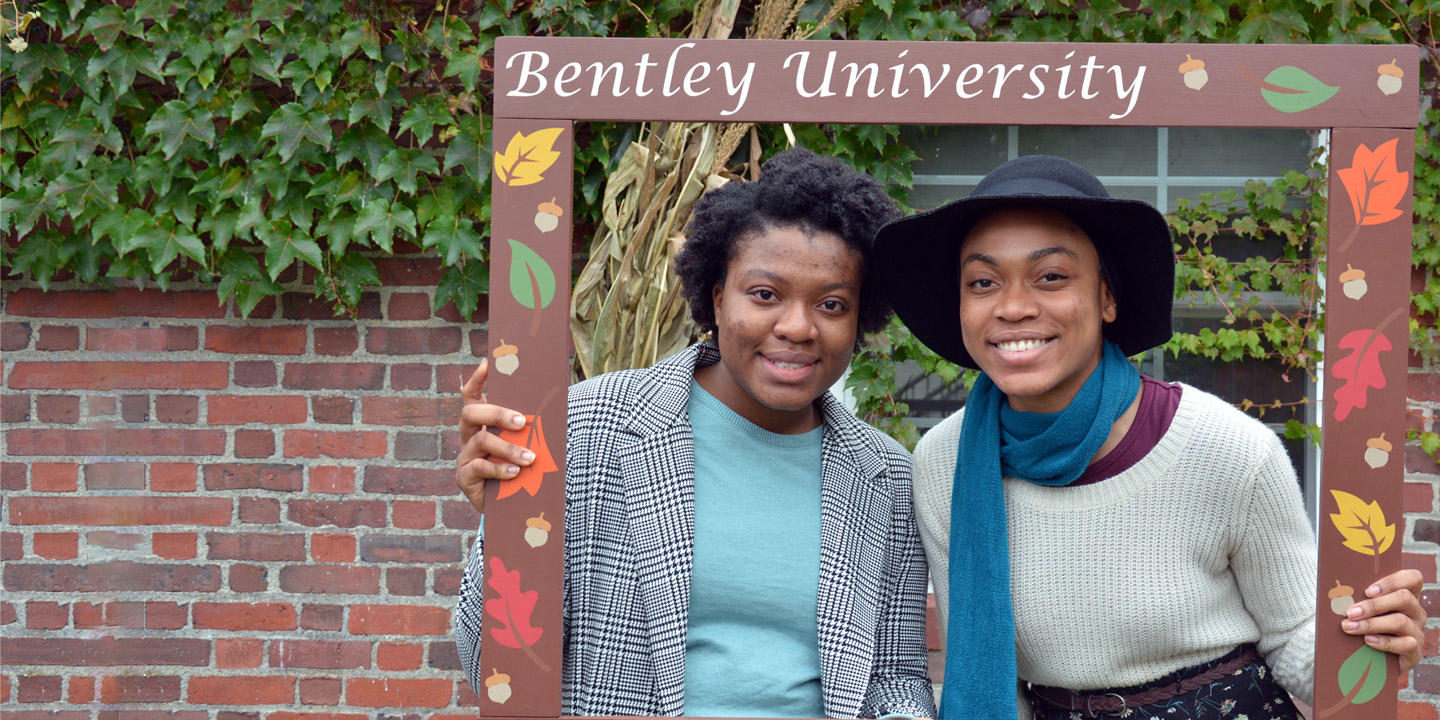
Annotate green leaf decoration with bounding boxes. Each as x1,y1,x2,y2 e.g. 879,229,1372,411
507,238,556,310
1337,645,1387,705
1260,67,1340,113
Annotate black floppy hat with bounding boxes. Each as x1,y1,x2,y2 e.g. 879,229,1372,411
873,154,1176,370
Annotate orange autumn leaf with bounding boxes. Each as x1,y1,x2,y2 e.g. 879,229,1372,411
494,415,558,500
1335,138,1410,226
493,128,565,187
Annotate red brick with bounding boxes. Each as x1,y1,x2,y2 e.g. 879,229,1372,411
1,532,21,561
391,364,432,391
87,326,198,351
440,428,462,457
442,297,487,323
387,292,432,320
309,466,356,494
11,497,232,525
345,678,450,708
239,497,281,524
153,532,197,559
287,499,387,528
348,605,450,636
9,428,226,456
88,394,117,415
17,675,63,702
393,500,435,529
146,601,189,629
0,637,211,665
36,394,80,422
155,395,199,423
434,568,463,596
294,679,345,706
99,710,209,720
8,362,229,390
193,602,298,632
377,642,423,671
282,363,385,390
216,638,264,669
1402,551,1437,583
312,533,356,562
1,462,26,490
394,431,438,460
1400,699,1439,720
36,325,80,350
314,327,359,355
188,675,295,705
208,532,306,561
6,561,222,592
360,534,460,563
374,257,444,286
236,429,276,457
1,392,30,423
236,361,277,387
312,396,354,424
68,676,94,703
209,395,308,425
206,325,307,355
34,532,79,559
26,601,69,629
74,601,145,628
283,291,381,320
86,462,145,490
269,640,371,669
1409,371,1440,402
152,462,197,492
363,466,454,496
230,563,269,592
362,397,456,426
121,393,149,422
88,531,143,551
387,567,426,596
300,604,344,631
442,500,480,530
1409,444,1440,474
0,674,8,702
427,640,461,670
204,464,303,491
279,565,381,595
284,430,387,459
5,288,226,318
32,462,79,492
100,675,181,703
2,320,31,350
366,327,461,355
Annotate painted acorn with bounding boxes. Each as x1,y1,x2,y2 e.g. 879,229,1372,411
493,340,520,376
1328,580,1356,616
1364,433,1392,469
524,513,552,548
485,669,512,704
1338,264,1367,301
534,198,563,233
1377,59,1403,96
1178,55,1208,90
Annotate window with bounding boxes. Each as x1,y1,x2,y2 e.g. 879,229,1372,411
893,125,1322,521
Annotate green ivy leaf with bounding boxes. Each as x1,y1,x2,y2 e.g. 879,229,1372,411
443,48,484,93
373,147,437,195
122,216,206,273
422,214,485,265
260,221,324,279
435,261,489,317
260,103,334,163
398,97,449,146
217,248,283,317
353,199,417,252
144,100,216,159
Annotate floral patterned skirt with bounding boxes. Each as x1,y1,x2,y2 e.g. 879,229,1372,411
1025,644,1302,720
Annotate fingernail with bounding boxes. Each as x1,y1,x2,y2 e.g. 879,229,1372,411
521,450,535,463
1365,635,1381,645
505,465,520,476
1347,605,1364,619
1367,584,1382,597
1343,620,1360,631
511,414,526,428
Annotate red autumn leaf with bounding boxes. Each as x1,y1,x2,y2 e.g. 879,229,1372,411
485,556,544,649
493,415,559,500
1330,328,1391,422
1335,138,1410,226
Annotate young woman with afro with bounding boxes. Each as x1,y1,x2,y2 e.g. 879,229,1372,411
453,148,937,719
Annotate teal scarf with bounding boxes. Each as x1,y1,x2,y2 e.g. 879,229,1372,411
939,340,1139,720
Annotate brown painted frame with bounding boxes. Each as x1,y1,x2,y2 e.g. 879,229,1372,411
482,38,1420,720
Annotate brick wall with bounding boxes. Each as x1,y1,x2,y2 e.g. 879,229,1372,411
1,255,1437,719
1,246,488,719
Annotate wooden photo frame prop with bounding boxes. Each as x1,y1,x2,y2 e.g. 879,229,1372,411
484,38,1420,720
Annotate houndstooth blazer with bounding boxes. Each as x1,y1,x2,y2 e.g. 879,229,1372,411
456,343,936,718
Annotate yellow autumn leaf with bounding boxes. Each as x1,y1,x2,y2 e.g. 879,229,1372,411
493,127,565,187
1328,489,1395,557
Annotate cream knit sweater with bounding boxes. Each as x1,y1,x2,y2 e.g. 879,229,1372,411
913,382,1316,705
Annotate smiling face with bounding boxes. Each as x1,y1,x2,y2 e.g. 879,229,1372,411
957,207,1116,414
696,224,863,434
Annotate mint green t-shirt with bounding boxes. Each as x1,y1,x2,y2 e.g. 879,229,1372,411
683,379,825,718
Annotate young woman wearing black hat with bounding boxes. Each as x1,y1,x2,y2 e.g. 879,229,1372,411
452,149,936,719
873,155,1427,720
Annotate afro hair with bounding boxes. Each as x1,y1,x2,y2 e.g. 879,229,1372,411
674,148,899,338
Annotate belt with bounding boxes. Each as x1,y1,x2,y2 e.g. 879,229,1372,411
1026,645,1263,718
